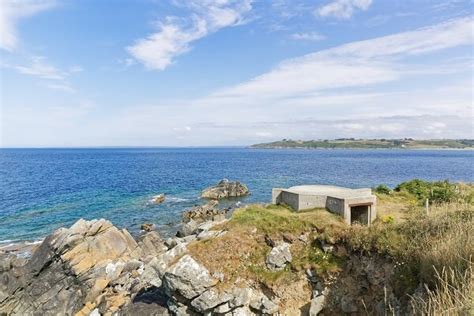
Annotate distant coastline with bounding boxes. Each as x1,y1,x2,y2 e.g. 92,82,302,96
251,138,474,150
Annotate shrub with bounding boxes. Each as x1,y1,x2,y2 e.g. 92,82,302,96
374,184,391,195
395,179,463,204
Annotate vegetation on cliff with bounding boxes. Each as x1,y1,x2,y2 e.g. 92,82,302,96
251,138,474,149
189,181,474,314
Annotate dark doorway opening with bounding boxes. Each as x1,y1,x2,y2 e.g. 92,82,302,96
350,205,370,225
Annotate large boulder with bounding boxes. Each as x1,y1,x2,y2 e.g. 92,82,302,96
201,179,249,200
162,255,218,300
0,219,146,316
266,242,292,271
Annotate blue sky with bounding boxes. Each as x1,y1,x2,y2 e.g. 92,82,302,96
0,0,472,147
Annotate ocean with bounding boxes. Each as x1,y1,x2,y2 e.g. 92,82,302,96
0,148,472,242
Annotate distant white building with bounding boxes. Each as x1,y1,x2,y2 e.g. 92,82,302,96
272,185,377,225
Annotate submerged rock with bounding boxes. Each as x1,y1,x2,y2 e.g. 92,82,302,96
141,223,155,232
151,194,165,204
201,179,249,200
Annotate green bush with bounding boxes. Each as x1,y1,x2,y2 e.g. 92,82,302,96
374,184,391,195
395,179,460,204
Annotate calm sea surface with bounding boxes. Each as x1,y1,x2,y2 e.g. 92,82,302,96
0,148,472,242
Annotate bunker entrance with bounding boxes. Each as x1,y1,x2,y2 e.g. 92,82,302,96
350,205,370,225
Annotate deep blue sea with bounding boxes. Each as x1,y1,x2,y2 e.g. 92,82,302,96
0,148,473,242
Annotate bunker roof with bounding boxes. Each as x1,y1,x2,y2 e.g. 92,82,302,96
285,185,373,199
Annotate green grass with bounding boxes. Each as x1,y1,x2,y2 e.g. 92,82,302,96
230,204,345,236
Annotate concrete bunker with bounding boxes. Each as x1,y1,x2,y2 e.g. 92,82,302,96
272,185,377,226
350,204,370,225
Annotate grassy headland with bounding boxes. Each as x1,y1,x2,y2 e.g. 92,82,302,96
188,180,474,314
251,138,474,149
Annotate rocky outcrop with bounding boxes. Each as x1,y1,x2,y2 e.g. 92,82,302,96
201,179,249,200
0,219,167,316
178,200,228,237
266,242,292,271
1,212,274,315
182,200,223,223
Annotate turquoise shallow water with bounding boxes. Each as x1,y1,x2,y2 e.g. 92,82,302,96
0,147,472,242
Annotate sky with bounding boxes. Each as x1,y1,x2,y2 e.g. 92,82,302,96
0,0,473,147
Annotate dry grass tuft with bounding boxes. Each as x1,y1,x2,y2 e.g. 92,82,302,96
410,263,473,315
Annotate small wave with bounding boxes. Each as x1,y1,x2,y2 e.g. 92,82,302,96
0,239,17,244
25,240,43,245
167,197,191,203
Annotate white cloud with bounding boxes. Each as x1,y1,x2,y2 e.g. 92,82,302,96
213,17,473,99
14,56,66,79
291,32,326,41
316,0,372,19
3,56,82,92
0,0,56,51
127,0,252,70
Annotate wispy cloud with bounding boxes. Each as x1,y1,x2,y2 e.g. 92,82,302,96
127,0,252,70
3,56,82,93
291,32,326,41
0,0,56,51
14,56,66,80
316,0,372,19
213,17,473,99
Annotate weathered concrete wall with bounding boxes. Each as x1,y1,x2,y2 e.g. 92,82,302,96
272,188,283,204
298,194,327,210
280,191,300,211
326,196,345,218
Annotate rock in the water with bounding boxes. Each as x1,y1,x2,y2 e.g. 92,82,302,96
163,255,218,300
266,242,292,271
201,179,249,200
150,194,165,204
182,200,225,224
141,223,155,232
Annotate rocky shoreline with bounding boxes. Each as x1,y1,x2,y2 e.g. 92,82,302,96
2,179,467,315
0,180,279,316
0,186,284,315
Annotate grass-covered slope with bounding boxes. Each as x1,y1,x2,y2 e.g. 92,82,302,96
188,181,474,314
